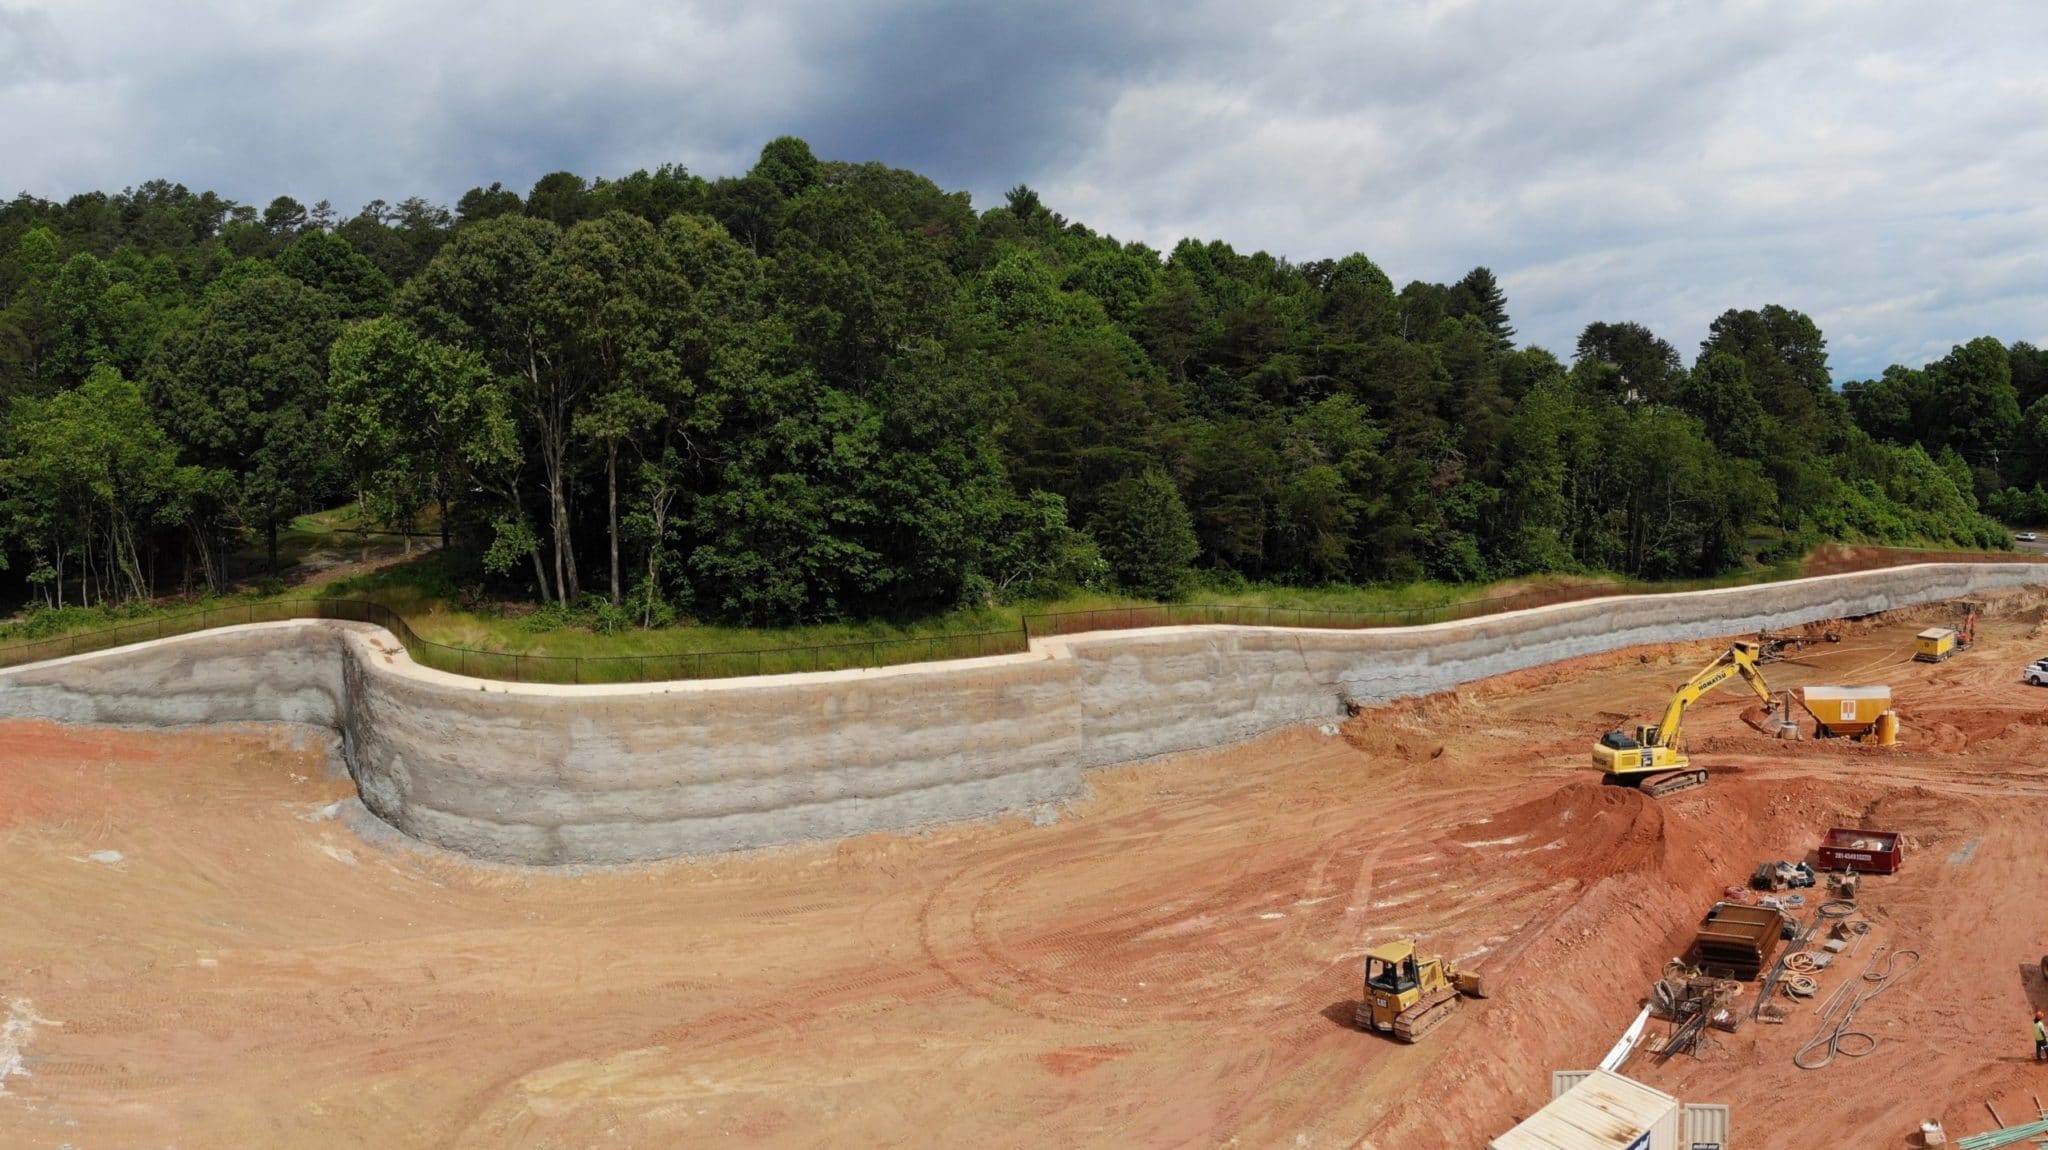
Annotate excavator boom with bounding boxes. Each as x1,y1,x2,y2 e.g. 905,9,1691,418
1649,641,1773,749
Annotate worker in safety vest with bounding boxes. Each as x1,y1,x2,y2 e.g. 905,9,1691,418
2035,1011,2047,1061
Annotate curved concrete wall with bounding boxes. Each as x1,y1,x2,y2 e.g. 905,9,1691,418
2,562,2041,864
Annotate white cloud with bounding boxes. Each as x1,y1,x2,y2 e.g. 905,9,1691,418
1039,1,2048,375
2,0,2043,376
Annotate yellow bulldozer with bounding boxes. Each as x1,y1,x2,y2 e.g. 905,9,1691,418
1354,939,1489,1043
1592,640,1777,797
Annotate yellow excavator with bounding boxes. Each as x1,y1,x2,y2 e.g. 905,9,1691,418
1354,940,1489,1042
1592,640,1776,797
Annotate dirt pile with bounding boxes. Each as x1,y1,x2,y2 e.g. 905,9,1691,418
1456,782,1675,881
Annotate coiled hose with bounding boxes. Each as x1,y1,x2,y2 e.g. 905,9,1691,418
1793,945,1921,1070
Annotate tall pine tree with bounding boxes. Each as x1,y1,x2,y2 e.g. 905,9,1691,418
1454,266,1515,352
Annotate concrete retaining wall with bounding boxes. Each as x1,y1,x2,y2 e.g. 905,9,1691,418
2,563,2040,864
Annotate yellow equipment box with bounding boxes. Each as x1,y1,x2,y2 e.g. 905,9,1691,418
1914,627,1957,662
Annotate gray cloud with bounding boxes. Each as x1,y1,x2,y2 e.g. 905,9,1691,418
0,6,69,83
2,0,2043,376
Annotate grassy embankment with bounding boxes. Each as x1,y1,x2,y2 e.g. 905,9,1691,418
0,507,2020,675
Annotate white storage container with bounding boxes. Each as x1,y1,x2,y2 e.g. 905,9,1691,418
1682,1104,1729,1149
1491,1069,1681,1150
1551,1070,1595,1099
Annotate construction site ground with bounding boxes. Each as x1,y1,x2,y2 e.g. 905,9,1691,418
8,602,2048,1147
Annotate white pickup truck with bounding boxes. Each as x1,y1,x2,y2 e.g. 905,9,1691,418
2027,658,2048,686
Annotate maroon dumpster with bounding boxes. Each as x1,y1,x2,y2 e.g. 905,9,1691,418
1817,828,1903,874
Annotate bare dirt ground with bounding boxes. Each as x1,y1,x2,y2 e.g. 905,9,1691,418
6,601,2048,1147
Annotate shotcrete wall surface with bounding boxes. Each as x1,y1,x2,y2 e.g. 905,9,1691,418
1,562,2040,864
0,620,356,730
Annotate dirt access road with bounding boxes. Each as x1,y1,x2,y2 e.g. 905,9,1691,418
5,602,2048,1147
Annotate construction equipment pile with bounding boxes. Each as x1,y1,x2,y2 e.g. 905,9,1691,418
1643,822,1912,1074
1647,962,1746,1059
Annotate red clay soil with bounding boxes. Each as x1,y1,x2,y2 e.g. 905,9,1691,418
6,599,2048,1146
1799,543,2048,576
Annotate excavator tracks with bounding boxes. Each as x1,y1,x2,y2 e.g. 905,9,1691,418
1391,988,1461,1043
1602,769,1709,799
1639,768,1710,798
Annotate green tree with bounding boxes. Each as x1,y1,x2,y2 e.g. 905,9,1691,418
1062,245,1160,327
690,336,1016,622
2009,340,2048,411
771,187,951,386
261,196,309,237
0,227,62,396
1700,305,1841,444
1090,469,1199,598
277,232,394,319
1317,253,1400,342
327,318,510,553
1676,351,1767,455
1844,365,1926,445
751,137,823,200
41,252,118,388
1924,336,2019,461
979,490,1101,600
401,215,581,601
544,211,682,605
0,366,191,604
525,172,594,227
147,274,339,579
1490,379,1575,573
1452,266,1515,351
1575,321,1681,404
591,164,708,223
456,182,524,223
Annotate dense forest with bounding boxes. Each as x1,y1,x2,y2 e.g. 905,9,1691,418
0,137,2033,627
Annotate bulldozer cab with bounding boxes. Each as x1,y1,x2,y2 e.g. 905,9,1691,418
1366,953,1420,995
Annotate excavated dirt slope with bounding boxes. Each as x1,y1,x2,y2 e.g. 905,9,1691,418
6,598,2048,1146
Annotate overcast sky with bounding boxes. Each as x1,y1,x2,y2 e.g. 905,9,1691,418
4,0,2043,379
